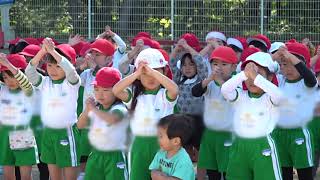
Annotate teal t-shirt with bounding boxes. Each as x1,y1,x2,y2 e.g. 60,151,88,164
149,148,195,180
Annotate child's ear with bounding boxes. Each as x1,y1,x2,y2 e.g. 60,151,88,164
231,64,237,71
173,137,181,146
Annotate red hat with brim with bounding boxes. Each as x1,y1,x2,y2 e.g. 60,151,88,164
180,33,202,52
247,34,271,50
19,44,41,57
210,46,238,64
56,44,77,65
0,54,27,71
90,39,115,57
92,67,121,88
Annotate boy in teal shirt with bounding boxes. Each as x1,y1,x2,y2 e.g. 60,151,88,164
149,114,195,180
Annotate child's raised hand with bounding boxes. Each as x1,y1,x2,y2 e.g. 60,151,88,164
85,97,96,112
43,38,55,53
136,39,144,48
135,61,147,76
244,62,258,80
68,34,83,46
104,25,115,37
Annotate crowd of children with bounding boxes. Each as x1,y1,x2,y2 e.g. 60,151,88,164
1,25,320,180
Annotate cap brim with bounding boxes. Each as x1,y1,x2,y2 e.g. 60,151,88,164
19,52,34,57
247,38,268,48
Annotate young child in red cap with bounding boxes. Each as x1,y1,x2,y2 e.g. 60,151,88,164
76,38,116,178
273,40,317,180
25,38,81,180
77,67,128,180
222,52,283,180
113,48,178,180
192,46,238,180
0,53,39,180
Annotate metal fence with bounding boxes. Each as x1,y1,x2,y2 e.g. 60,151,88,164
8,0,320,45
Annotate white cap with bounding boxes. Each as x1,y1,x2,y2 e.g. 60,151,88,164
205,31,226,42
135,48,167,69
269,42,285,53
227,38,244,50
244,52,278,73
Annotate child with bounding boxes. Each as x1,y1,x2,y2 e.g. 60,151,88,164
221,52,283,180
77,39,116,178
112,48,179,180
149,114,195,180
77,67,128,180
247,34,271,53
0,53,38,180
25,38,81,180
273,41,317,180
192,46,238,180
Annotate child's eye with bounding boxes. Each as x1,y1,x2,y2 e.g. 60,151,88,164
222,63,227,66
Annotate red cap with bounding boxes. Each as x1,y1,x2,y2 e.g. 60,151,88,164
210,46,238,63
135,32,152,39
240,47,261,62
286,39,311,68
72,41,87,56
90,39,115,57
151,40,161,49
7,37,21,45
19,44,41,57
56,44,76,65
235,36,248,49
79,42,91,57
158,49,173,80
180,33,202,52
131,36,153,47
92,67,121,88
1,54,27,71
247,34,271,50
20,38,40,45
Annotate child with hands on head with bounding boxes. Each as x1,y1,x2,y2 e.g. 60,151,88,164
113,48,179,180
77,67,129,180
149,114,195,180
0,53,38,180
25,38,81,180
192,46,238,180
221,52,283,180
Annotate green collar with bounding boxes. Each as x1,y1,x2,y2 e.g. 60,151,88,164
9,88,21,94
248,92,264,98
92,70,97,76
214,81,221,87
143,88,160,95
52,78,65,84
99,104,111,112
286,77,302,83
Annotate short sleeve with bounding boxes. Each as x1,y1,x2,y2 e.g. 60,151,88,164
163,89,178,105
111,103,128,119
149,152,160,170
123,88,133,108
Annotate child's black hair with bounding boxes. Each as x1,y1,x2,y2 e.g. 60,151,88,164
229,44,243,53
0,69,25,82
130,79,145,113
249,41,268,53
46,48,71,64
9,42,29,54
179,53,197,84
157,114,194,146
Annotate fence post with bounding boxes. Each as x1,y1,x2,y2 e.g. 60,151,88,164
170,0,174,49
88,0,92,39
260,0,264,34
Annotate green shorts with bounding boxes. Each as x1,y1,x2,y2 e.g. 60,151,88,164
80,129,92,157
85,149,128,180
0,125,39,166
308,117,320,152
41,125,81,168
272,127,314,169
129,136,159,180
227,135,282,180
198,129,232,172
30,115,44,152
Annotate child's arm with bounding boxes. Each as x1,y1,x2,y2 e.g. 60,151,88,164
77,108,90,129
221,71,247,101
44,38,80,85
169,45,183,83
112,33,126,54
0,53,33,96
192,72,217,97
25,44,47,86
118,40,143,75
310,47,320,67
144,65,179,100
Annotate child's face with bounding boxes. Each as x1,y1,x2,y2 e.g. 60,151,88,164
279,58,300,80
244,65,271,94
91,50,112,67
94,86,116,107
211,59,236,81
206,38,224,46
157,127,179,151
3,72,20,90
140,68,164,90
181,57,196,78
46,62,66,80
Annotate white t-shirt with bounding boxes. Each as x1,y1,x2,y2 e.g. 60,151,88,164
88,103,128,151
203,81,233,131
125,88,177,136
277,75,318,128
231,90,279,138
37,77,80,128
0,86,34,126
